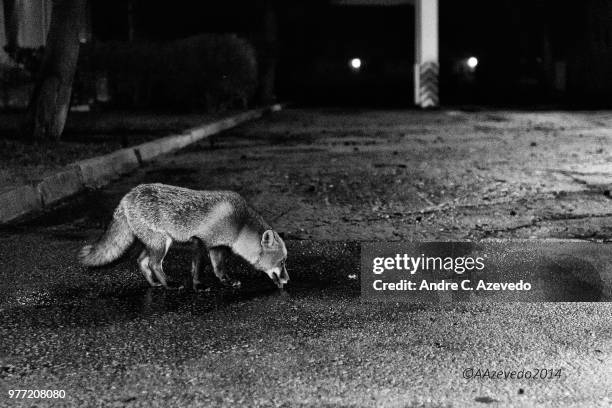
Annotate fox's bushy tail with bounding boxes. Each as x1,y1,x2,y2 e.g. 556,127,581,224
79,204,135,266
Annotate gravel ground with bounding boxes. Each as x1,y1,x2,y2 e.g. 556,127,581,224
0,109,610,407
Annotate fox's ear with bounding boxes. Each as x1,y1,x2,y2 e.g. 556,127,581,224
261,230,278,248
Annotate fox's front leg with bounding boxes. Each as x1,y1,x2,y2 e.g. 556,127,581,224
191,237,206,291
208,246,241,288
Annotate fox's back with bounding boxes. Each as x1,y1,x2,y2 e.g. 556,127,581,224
121,183,254,244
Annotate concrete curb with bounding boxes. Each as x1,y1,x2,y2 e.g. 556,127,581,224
0,104,282,224
75,148,140,188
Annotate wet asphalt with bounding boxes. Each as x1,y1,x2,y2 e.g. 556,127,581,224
1,109,611,407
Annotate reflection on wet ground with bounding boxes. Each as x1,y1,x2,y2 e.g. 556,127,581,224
0,240,362,337
1,281,360,331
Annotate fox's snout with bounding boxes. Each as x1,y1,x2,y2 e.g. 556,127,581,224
267,267,289,289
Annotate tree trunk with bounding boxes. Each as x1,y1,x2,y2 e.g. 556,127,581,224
22,0,85,142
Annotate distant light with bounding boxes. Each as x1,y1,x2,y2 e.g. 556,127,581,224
467,56,478,69
350,58,362,70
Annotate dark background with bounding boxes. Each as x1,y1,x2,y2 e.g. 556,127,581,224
88,0,612,107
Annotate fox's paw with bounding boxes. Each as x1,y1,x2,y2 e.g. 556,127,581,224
193,283,209,293
164,281,182,290
220,278,241,289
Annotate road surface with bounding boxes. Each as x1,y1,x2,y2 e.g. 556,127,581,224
1,109,610,407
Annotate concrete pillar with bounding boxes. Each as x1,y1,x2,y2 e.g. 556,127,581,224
1,0,51,49
414,0,439,107
17,0,51,47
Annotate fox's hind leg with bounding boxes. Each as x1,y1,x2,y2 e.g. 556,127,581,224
137,249,159,287
190,237,205,291
146,235,172,288
209,246,241,289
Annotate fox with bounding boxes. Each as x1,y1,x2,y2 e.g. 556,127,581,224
78,183,289,290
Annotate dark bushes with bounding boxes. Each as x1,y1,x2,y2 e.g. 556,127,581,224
79,34,258,111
